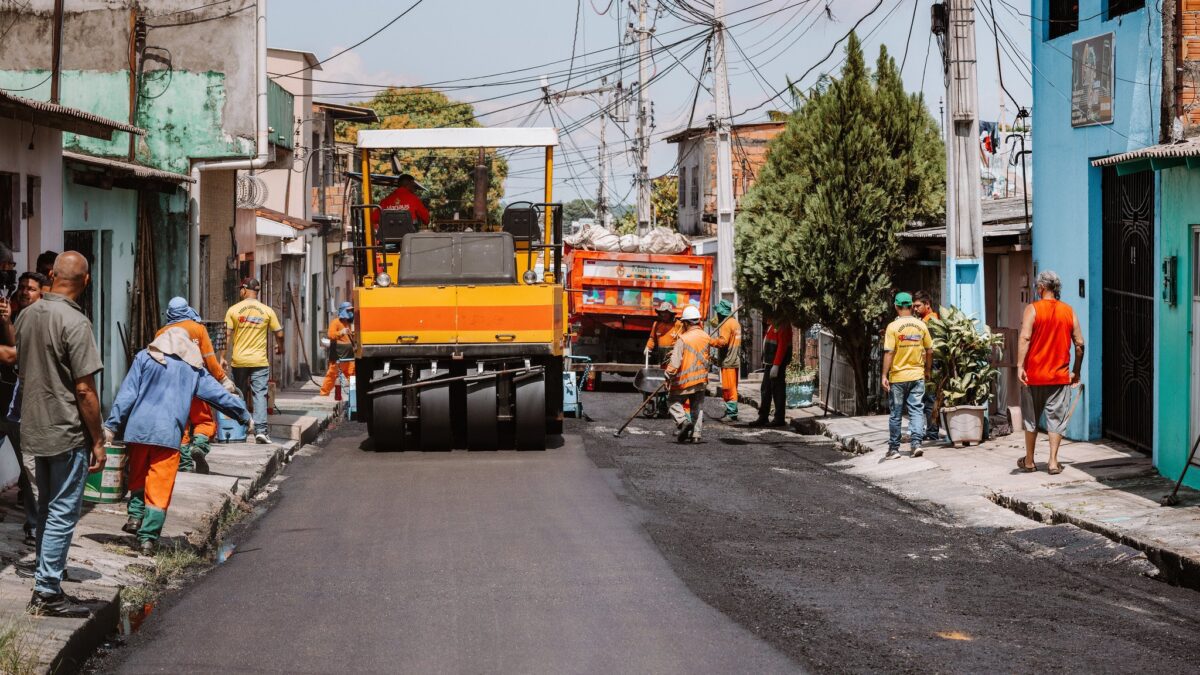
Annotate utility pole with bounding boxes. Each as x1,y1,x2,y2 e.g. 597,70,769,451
50,0,65,103
937,0,985,321
631,0,652,232
543,79,622,228
712,0,736,303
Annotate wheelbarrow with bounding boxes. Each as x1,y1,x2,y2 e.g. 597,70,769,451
634,354,669,418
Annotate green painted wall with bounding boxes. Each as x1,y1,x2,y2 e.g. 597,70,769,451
1158,167,1198,489
0,69,253,174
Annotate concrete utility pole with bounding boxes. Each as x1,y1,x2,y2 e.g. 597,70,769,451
712,0,736,303
50,0,65,103
632,0,653,232
543,79,622,227
939,0,985,320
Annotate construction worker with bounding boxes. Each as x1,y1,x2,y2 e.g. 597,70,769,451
912,290,941,444
665,305,711,443
749,315,792,427
156,297,238,474
320,302,356,396
104,328,250,554
380,173,430,226
644,301,682,365
709,299,741,422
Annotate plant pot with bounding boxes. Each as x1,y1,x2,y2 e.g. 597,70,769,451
786,381,815,408
942,405,986,446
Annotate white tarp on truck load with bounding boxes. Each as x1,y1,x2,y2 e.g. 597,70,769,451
565,224,690,254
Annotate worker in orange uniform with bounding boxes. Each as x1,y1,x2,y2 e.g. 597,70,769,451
155,297,239,474
644,301,682,365
749,315,792,427
380,174,430,226
665,305,712,443
320,302,356,396
709,299,741,422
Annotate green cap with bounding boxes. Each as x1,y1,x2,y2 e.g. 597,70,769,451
715,299,733,317
894,292,913,307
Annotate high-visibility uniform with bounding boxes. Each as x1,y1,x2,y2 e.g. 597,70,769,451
320,317,357,395
126,443,181,544
156,319,224,470
756,322,792,424
666,324,712,440
710,315,741,418
646,318,683,367
380,186,430,225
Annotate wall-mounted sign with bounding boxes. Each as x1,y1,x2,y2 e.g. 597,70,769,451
1071,33,1114,127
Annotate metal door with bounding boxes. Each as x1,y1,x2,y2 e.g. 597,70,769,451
1101,168,1154,452
1191,227,1200,445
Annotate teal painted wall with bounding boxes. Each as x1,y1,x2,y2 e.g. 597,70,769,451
1158,167,1199,489
0,69,253,174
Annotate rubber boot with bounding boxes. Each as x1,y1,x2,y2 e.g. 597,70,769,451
724,400,738,422
190,434,211,474
178,443,196,473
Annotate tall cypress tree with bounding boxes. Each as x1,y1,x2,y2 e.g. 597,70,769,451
736,34,945,413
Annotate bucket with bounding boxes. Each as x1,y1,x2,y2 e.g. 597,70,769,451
215,409,248,443
83,443,127,504
786,381,815,408
943,405,987,446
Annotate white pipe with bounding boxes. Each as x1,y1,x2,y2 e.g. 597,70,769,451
189,0,271,308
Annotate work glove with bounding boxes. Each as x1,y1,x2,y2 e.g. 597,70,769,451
221,375,240,397
769,365,780,379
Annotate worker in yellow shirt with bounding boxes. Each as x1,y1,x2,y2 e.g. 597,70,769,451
320,302,356,396
221,278,284,444
881,292,933,460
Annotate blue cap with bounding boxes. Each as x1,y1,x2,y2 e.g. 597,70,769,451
338,301,353,311
338,308,354,320
165,296,201,323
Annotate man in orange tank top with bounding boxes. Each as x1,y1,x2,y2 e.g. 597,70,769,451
1017,271,1085,475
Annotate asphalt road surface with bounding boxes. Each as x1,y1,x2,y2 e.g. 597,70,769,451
104,389,1200,674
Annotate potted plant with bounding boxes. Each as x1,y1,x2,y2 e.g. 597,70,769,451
928,306,1003,446
785,363,818,408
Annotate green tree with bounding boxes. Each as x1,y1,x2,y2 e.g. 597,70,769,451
340,88,509,222
735,35,945,413
563,198,597,223
651,175,679,231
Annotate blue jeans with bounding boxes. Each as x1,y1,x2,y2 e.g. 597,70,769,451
923,388,940,441
888,380,926,452
234,367,270,435
34,447,89,596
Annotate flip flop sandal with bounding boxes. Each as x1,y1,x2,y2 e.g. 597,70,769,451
1017,457,1036,473
1047,464,1064,475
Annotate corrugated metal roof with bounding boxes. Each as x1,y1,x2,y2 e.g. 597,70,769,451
63,151,194,183
1091,138,1200,167
0,90,144,139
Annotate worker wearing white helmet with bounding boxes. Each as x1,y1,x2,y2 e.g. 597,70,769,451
665,304,711,443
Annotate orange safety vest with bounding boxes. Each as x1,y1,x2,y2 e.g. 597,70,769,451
670,325,712,392
646,319,683,351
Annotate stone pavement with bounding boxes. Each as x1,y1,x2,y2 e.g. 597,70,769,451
737,381,1200,590
0,384,341,673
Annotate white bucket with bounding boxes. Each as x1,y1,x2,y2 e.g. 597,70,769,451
943,405,987,446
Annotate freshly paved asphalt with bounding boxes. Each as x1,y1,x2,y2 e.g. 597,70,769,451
104,388,1200,673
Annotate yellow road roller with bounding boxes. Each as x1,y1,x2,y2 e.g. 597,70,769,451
350,127,564,450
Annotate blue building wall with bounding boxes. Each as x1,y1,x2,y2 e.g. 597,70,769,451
1030,0,1161,442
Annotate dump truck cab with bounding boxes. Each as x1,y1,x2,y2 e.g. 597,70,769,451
350,127,564,450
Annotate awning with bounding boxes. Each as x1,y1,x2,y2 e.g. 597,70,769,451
256,217,299,240
1091,138,1200,173
63,151,194,183
0,90,145,140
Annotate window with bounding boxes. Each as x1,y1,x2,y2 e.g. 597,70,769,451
1106,0,1144,20
0,173,16,250
689,166,699,211
679,167,688,208
1047,0,1078,40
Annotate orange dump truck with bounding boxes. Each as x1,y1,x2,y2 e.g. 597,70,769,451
566,249,713,381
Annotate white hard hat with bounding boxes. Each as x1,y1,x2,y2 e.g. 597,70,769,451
681,305,701,322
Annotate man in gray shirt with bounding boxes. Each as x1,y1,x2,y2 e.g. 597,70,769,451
16,252,106,618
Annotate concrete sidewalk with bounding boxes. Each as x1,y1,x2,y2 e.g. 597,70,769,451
737,382,1200,590
0,385,341,673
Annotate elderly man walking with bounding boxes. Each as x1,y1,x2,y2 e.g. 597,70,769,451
156,297,238,472
105,328,249,554
17,252,106,617
1017,271,1085,475
221,279,283,444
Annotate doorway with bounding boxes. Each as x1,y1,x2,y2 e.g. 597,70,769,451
1191,227,1200,446
1101,167,1154,452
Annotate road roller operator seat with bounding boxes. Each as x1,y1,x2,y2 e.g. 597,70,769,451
502,203,542,244
379,210,418,253
396,231,517,286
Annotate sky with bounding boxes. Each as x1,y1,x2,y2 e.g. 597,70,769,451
268,0,1033,205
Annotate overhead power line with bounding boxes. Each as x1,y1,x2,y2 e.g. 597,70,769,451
273,0,428,79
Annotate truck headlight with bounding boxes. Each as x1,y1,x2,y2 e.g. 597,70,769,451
375,272,392,288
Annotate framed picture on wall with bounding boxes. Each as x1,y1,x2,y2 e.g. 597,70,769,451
1071,33,1115,127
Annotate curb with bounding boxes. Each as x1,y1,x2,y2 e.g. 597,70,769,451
27,401,340,674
